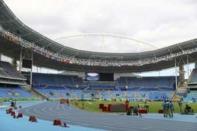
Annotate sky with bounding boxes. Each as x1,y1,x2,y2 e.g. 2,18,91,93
4,0,197,53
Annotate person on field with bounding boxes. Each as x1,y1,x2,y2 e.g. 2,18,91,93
178,98,183,113
169,101,174,118
162,100,167,117
166,100,170,117
137,105,142,117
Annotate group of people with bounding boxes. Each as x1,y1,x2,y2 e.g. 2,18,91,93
126,105,142,117
178,98,194,114
162,100,174,118
10,100,22,111
184,104,194,114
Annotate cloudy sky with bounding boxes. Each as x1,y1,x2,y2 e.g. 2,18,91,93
4,0,197,53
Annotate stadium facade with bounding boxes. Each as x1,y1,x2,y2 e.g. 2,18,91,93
0,0,197,73
0,0,197,101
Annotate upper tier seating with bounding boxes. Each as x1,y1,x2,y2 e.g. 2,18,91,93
32,73,84,89
33,74,176,91
0,61,26,80
188,68,197,84
116,76,176,91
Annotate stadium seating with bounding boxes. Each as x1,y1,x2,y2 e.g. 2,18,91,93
33,87,173,101
0,61,26,85
0,61,25,80
32,73,83,89
98,90,173,101
31,75,175,100
85,81,115,90
34,87,68,99
183,91,197,103
0,86,32,98
116,76,176,91
188,68,197,84
188,68,197,91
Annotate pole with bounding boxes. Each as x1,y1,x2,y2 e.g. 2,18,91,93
175,58,178,89
19,47,23,72
30,49,33,88
187,55,189,78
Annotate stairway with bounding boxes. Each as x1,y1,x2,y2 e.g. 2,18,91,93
20,84,48,100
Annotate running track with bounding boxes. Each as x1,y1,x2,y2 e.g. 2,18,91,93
20,102,197,131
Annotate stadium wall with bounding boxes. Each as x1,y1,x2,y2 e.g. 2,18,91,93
62,71,85,79
114,73,137,80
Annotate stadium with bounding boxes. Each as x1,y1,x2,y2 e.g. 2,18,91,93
0,0,197,131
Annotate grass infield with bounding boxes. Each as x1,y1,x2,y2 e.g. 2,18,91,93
70,100,197,113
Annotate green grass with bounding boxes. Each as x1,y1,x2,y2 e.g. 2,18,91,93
70,100,197,113
1,98,196,113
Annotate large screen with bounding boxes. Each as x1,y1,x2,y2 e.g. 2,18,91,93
86,73,99,81
99,73,114,81
86,73,114,81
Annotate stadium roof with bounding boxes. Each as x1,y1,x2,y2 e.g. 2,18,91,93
1,0,197,73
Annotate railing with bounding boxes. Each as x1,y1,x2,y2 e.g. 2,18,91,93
1,28,197,67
